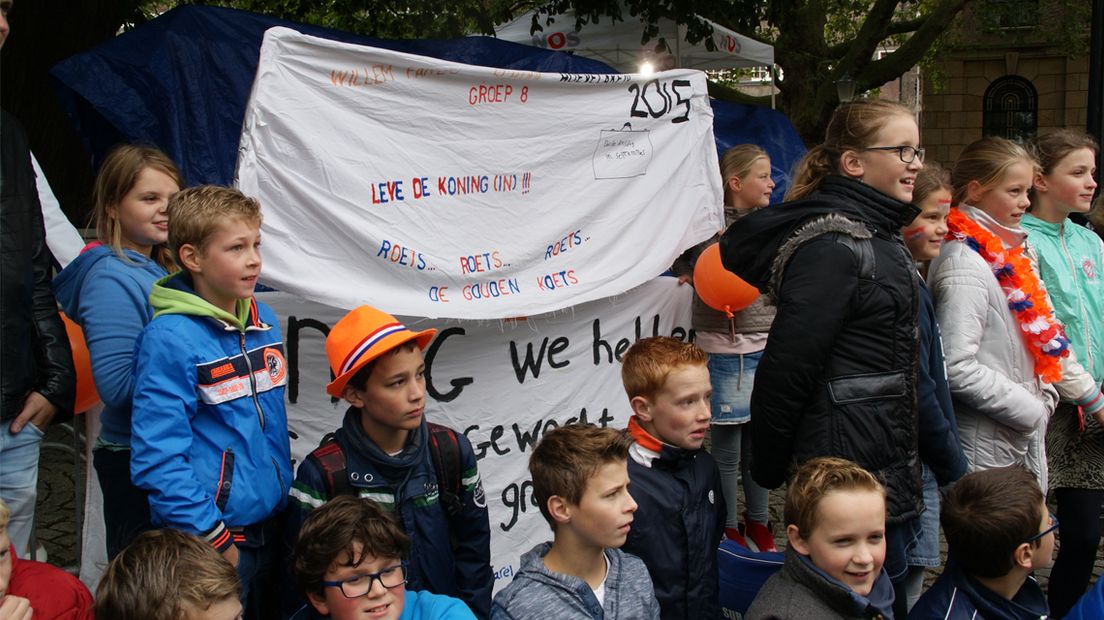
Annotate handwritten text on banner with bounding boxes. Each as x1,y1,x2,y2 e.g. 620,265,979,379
237,27,723,319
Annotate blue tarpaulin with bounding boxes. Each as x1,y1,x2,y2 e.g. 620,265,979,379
50,4,804,197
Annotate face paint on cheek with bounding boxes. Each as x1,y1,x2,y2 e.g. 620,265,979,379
903,226,926,241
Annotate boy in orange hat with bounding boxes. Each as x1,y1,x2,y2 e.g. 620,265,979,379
288,305,492,619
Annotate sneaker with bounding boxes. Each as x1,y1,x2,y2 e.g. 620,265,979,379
725,526,750,548
742,514,779,553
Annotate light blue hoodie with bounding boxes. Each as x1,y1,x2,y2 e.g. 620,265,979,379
53,245,168,444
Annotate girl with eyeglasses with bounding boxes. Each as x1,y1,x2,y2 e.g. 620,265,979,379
721,99,949,619
928,137,1062,494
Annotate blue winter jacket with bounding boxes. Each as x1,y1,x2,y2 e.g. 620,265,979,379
130,273,292,550
916,281,967,485
908,557,1048,620
53,245,167,444
1064,562,1104,619
491,542,660,619
289,408,493,619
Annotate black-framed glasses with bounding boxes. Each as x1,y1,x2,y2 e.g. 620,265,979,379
863,145,925,164
1026,512,1059,543
321,563,407,598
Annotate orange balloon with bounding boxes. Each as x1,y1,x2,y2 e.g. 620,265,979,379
60,313,100,414
692,243,759,317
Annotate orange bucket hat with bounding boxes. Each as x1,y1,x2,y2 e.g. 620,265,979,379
325,305,436,398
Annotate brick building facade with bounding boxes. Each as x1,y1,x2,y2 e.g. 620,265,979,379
920,0,1091,167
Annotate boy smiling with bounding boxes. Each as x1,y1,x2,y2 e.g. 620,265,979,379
746,457,894,619
292,496,475,620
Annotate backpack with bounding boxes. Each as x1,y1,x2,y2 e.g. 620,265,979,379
306,422,466,518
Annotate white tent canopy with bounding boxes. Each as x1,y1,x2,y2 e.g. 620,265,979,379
494,8,774,74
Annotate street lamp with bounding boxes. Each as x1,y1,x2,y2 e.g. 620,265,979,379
836,73,857,103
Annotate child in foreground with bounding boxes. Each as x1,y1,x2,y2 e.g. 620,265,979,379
291,495,475,620
619,337,726,619
94,528,242,620
746,457,893,620
909,467,1052,619
0,499,93,620
129,186,292,618
288,305,492,618
491,424,659,619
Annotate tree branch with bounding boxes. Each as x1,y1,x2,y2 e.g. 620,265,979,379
707,80,774,108
855,0,970,90
886,16,924,36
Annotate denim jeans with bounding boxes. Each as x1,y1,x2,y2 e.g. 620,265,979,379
93,447,152,559
707,351,761,424
0,422,45,556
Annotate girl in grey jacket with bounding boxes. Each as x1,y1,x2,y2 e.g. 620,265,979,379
929,138,1061,488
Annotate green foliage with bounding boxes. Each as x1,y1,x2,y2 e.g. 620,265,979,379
135,0,975,142
173,0,508,39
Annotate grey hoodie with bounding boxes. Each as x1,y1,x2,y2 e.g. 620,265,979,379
491,542,659,620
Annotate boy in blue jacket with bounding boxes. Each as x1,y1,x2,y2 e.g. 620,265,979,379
909,467,1052,619
288,305,492,618
491,424,659,619
130,185,292,620
618,337,726,619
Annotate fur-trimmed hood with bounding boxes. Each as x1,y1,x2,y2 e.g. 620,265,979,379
720,175,918,293
767,213,871,303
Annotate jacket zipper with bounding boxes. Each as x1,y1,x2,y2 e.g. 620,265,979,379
239,332,266,430
1059,225,1095,375
272,457,285,495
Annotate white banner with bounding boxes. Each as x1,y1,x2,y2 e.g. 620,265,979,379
237,27,723,320
267,276,693,590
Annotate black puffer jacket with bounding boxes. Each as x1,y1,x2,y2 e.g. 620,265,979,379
0,110,74,421
720,175,922,522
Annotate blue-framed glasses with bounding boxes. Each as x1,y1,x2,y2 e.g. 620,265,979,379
1025,512,1059,543
863,145,925,164
321,563,407,598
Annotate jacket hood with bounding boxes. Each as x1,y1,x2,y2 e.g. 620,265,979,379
53,245,163,320
506,541,610,610
720,175,920,291
336,406,429,483
149,271,256,331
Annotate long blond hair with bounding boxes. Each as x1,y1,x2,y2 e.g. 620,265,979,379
92,145,183,271
786,100,914,201
950,137,1036,207
720,144,770,206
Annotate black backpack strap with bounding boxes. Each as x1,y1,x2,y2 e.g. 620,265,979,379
306,433,352,498
427,422,465,518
